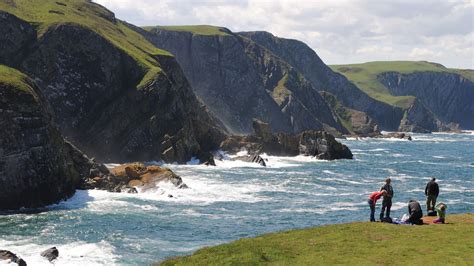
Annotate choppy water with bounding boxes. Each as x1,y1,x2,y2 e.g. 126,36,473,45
1,132,473,265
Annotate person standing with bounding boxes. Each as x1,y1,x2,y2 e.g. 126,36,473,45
368,190,387,222
379,178,393,220
425,177,439,212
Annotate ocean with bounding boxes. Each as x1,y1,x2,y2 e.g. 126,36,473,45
1,132,473,265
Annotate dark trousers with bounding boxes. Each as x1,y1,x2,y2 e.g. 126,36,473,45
368,199,375,222
408,211,423,224
380,199,392,219
426,195,437,211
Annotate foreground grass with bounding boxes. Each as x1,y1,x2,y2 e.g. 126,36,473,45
330,61,474,109
159,213,474,265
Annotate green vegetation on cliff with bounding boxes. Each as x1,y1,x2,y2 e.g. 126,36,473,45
159,213,474,265
0,65,31,92
330,61,474,109
144,25,230,36
0,0,171,87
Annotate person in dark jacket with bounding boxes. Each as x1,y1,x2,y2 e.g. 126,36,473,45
425,177,439,212
407,200,423,224
379,178,393,220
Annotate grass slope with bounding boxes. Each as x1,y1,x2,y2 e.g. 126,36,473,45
143,25,230,36
0,65,32,92
159,213,474,265
0,0,171,87
330,61,474,109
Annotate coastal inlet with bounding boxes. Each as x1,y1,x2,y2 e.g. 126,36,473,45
0,132,473,265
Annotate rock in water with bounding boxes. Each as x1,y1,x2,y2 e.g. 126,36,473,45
233,154,267,167
221,120,352,160
40,247,58,261
0,250,27,266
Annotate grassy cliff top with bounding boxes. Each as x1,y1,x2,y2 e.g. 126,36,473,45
330,61,474,109
159,213,474,265
0,65,32,92
0,0,172,87
144,25,231,36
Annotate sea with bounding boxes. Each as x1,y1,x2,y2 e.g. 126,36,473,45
1,132,473,265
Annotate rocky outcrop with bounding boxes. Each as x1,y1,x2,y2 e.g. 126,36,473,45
139,27,345,135
239,31,403,131
379,71,474,129
0,67,82,210
221,120,352,160
378,132,412,141
40,247,59,262
0,250,26,266
0,6,225,164
81,162,187,192
320,91,381,137
398,99,444,133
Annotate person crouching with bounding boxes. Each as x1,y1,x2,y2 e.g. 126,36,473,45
434,202,447,224
407,200,423,225
368,190,387,222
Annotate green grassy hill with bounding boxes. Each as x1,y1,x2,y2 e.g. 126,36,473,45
0,0,171,86
0,65,32,92
330,61,474,109
159,213,474,265
143,25,230,36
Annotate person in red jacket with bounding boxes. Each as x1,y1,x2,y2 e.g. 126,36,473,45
368,190,387,222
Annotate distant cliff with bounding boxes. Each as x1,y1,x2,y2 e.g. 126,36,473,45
139,26,347,135
332,61,474,132
0,1,224,164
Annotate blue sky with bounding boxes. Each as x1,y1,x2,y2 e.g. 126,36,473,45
95,0,473,69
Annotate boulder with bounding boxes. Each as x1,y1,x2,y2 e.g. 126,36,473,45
0,250,27,266
233,154,267,167
379,132,413,141
108,163,187,191
40,247,58,262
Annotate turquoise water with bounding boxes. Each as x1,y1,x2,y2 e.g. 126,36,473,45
1,133,473,265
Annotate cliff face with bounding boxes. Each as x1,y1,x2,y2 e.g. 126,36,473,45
239,31,403,131
0,4,224,163
0,66,81,210
379,72,474,129
141,27,345,135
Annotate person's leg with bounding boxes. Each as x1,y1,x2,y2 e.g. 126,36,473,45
380,201,386,220
426,196,431,211
432,196,437,210
387,200,392,217
369,200,375,222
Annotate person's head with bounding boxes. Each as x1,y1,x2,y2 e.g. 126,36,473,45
385,178,391,184
431,177,436,182
409,199,416,203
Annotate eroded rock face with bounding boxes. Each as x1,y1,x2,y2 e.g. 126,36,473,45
0,12,225,164
239,31,403,131
0,77,80,210
380,72,474,130
221,120,352,160
140,27,345,135
40,247,58,262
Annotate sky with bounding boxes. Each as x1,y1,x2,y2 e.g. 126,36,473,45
94,0,473,69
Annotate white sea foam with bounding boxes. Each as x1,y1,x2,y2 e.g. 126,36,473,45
0,239,117,266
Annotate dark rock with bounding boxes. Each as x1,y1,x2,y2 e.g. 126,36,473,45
221,120,352,160
0,67,84,210
40,247,58,262
0,9,225,165
378,132,413,140
0,250,27,266
139,27,346,135
234,154,267,167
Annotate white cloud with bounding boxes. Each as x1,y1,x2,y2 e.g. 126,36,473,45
94,0,474,69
